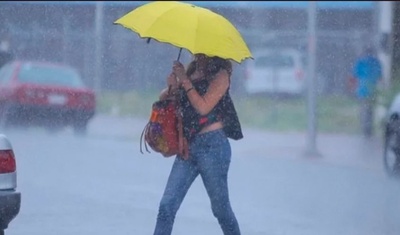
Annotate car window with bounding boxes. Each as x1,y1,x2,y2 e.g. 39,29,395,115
255,54,295,68
18,64,85,88
0,63,15,85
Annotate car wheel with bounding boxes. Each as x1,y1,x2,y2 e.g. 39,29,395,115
383,124,400,178
73,120,88,136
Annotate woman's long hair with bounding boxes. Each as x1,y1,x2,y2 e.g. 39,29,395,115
186,56,232,78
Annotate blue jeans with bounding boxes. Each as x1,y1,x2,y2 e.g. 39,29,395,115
153,129,241,235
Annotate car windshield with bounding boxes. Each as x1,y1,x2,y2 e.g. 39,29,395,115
18,63,85,88
255,54,294,68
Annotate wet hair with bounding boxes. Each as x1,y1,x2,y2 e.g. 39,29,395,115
185,61,196,77
207,56,232,77
186,56,232,78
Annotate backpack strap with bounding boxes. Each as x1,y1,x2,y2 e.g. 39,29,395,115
140,122,151,154
176,90,189,159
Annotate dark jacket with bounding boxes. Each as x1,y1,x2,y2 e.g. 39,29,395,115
179,78,243,142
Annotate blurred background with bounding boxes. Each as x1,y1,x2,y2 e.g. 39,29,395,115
0,1,396,134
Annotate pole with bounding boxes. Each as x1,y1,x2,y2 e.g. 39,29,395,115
272,57,278,123
94,1,104,94
378,1,394,89
62,15,68,64
304,1,321,157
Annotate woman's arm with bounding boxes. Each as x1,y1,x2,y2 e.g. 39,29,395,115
181,69,230,115
159,72,179,101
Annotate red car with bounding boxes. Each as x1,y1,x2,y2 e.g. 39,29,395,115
0,61,96,135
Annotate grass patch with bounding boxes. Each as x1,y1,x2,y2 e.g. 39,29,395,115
235,94,360,134
378,79,400,109
97,90,368,134
235,96,307,132
97,90,159,117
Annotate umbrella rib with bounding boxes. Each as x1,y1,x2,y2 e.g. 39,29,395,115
115,1,253,63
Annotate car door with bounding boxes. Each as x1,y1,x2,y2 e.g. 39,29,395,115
246,53,276,94
274,52,303,94
252,52,295,94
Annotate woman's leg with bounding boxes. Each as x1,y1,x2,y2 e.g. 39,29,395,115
197,131,241,235
153,156,199,235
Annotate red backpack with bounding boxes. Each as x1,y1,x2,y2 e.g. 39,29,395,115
140,97,189,159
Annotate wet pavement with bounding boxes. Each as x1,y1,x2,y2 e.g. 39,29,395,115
7,114,397,235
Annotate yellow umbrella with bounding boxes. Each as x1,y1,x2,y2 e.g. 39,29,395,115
114,1,253,63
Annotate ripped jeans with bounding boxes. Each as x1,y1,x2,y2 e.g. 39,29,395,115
153,129,241,235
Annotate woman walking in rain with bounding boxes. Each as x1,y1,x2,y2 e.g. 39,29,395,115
154,53,243,235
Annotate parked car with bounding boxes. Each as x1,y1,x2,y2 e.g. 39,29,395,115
0,134,20,235
0,61,96,135
383,93,400,178
244,48,306,96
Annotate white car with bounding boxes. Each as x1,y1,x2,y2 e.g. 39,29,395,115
244,48,306,96
0,134,20,234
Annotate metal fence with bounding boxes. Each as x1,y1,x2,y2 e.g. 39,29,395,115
2,3,375,96
5,24,370,95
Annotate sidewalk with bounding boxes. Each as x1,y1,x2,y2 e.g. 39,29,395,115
89,114,385,174
232,127,384,173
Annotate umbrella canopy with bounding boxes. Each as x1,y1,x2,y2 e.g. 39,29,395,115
114,1,253,63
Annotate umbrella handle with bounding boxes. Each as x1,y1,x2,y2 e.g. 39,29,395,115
146,38,182,62
177,48,182,62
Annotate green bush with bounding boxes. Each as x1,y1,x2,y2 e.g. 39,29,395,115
97,89,159,117
378,78,400,109
235,94,359,133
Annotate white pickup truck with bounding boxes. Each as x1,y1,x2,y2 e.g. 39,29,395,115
0,134,20,235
